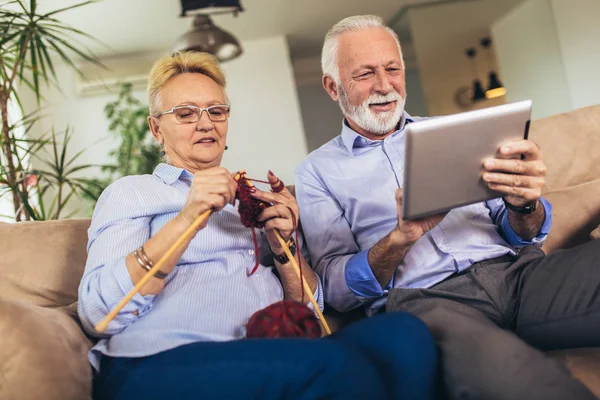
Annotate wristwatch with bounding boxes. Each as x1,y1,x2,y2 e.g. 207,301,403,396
273,236,296,264
503,198,537,214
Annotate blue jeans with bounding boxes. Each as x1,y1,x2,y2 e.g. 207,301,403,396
93,312,437,400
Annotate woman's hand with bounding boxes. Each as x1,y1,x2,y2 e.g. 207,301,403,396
179,167,237,230
250,171,299,255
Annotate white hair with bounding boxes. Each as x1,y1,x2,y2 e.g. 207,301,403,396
321,15,404,84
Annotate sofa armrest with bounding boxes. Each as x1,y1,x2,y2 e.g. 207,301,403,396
548,348,600,398
0,298,93,400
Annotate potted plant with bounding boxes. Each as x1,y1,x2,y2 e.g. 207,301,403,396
82,82,161,201
0,0,104,221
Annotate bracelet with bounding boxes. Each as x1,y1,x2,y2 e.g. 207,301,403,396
138,246,154,267
133,247,168,279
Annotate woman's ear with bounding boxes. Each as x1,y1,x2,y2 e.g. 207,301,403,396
148,116,163,144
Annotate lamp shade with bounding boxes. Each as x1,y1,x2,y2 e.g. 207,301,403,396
472,79,487,102
485,71,506,99
173,14,242,62
180,0,242,16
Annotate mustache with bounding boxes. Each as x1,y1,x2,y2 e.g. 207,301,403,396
367,92,402,105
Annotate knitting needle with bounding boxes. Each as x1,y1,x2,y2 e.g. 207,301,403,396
95,210,212,333
244,174,332,335
273,230,332,335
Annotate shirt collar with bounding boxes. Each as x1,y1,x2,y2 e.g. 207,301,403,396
153,163,194,185
340,111,414,155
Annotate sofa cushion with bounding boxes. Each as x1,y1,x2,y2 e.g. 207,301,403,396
0,219,91,309
542,179,600,253
0,297,93,400
530,104,600,193
591,225,600,240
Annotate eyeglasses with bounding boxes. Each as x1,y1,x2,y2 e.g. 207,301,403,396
158,104,231,123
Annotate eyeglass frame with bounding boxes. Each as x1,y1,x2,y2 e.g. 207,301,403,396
156,104,231,123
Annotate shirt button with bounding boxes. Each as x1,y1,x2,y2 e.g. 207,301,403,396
248,250,255,255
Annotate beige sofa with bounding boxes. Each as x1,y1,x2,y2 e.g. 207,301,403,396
1,105,600,400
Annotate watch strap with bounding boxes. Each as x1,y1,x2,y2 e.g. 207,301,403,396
503,198,537,214
273,237,296,264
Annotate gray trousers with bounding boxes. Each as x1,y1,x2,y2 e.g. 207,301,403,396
387,239,600,400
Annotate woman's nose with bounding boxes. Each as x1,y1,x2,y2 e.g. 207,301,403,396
195,110,214,131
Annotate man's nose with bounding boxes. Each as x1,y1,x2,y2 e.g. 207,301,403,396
373,71,392,93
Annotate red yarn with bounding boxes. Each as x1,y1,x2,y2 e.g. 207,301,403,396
246,300,321,338
234,172,305,301
235,172,270,275
234,172,309,336
286,207,304,303
248,177,285,193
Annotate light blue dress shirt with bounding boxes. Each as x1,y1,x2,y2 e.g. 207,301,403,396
78,163,324,371
295,113,551,315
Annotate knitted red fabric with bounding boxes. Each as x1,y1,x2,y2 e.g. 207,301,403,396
246,300,322,338
235,172,270,275
235,172,269,229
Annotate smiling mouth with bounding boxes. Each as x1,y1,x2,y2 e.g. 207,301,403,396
369,101,396,109
195,138,217,144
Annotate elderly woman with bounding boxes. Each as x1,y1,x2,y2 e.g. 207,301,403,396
79,52,437,400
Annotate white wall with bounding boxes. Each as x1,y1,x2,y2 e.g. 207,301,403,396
408,0,522,116
492,0,572,120
551,0,600,110
492,0,600,119
18,35,307,217
221,36,308,183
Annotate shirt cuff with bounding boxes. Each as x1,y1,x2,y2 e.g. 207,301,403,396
500,197,552,247
344,249,393,298
106,258,156,318
306,274,325,312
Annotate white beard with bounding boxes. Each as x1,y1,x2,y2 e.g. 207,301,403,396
338,85,406,135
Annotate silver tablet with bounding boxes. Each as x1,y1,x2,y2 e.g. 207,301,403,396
402,100,533,220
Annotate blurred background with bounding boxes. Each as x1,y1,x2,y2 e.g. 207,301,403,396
1,0,599,221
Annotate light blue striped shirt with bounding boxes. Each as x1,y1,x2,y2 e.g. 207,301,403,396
78,163,324,371
295,114,551,315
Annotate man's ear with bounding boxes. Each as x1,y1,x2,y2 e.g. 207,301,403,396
148,116,163,144
323,75,340,102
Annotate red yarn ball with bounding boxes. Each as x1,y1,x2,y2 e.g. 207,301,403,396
246,300,322,339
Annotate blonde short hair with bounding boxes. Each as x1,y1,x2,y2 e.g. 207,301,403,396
147,51,227,116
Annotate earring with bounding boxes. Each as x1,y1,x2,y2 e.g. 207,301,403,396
160,144,166,156
225,145,229,150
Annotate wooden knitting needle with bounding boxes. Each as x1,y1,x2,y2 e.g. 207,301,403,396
244,173,332,335
95,210,212,333
273,230,332,335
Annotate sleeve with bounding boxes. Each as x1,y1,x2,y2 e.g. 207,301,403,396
485,197,552,247
305,273,325,312
77,180,166,338
296,161,387,312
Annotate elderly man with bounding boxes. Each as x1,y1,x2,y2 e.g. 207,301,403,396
296,14,600,400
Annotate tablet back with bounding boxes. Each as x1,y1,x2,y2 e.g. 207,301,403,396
403,100,532,220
